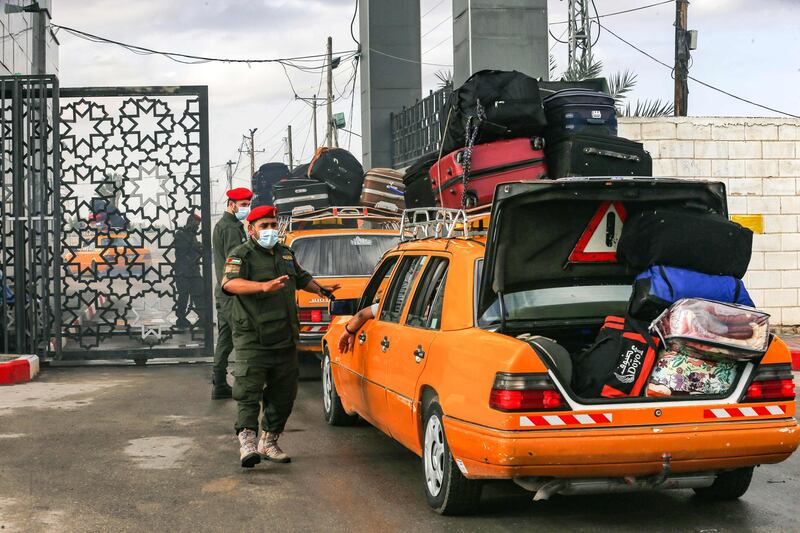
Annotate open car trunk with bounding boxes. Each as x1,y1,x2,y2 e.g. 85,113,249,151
478,177,756,403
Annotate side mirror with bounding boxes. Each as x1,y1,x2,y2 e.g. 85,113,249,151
330,298,359,317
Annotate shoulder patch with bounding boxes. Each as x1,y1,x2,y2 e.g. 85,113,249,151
282,254,293,261
226,257,242,265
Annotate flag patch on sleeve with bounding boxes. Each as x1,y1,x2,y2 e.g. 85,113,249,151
226,257,242,266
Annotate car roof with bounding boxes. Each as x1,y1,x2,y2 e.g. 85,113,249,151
284,228,399,239
392,236,486,257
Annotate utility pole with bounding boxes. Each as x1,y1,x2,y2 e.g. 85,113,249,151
674,0,690,116
240,129,265,177
225,160,235,189
286,125,294,171
567,0,592,73
312,94,318,150
326,36,334,147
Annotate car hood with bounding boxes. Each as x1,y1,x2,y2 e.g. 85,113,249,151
477,177,728,319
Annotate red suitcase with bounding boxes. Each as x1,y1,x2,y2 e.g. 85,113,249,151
429,137,548,208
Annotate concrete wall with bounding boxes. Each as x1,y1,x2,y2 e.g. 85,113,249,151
360,0,421,170
0,0,58,76
619,117,800,325
452,0,548,86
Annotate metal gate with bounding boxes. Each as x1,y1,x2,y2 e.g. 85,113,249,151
57,86,213,361
0,75,59,358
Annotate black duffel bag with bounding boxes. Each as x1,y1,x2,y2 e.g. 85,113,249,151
308,147,364,206
402,152,438,208
617,209,753,279
439,69,547,155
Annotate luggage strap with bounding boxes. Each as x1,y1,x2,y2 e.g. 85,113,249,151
461,101,487,208
583,146,641,162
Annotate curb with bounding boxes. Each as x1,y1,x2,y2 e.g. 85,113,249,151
0,354,40,385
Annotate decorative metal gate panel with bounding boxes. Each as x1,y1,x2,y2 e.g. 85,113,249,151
57,86,212,360
0,75,59,357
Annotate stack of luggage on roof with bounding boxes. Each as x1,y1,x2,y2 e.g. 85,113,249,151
401,69,653,210
571,207,763,400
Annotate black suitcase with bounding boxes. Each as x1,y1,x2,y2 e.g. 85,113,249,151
538,78,611,99
272,179,331,216
543,89,618,136
402,153,437,208
308,148,364,205
618,209,753,278
545,132,652,179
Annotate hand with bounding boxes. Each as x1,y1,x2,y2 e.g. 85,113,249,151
318,283,340,299
261,275,289,293
338,328,355,353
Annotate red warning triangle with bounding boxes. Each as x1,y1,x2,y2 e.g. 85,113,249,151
569,201,628,263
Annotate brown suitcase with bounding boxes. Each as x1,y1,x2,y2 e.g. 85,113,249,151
359,168,405,212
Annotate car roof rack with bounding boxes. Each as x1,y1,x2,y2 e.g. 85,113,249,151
399,206,490,242
278,206,402,234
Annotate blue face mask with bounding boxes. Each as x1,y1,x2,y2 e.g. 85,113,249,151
235,206,250,221
256,229,279,249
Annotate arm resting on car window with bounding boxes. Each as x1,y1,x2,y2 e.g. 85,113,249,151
337,304,377,353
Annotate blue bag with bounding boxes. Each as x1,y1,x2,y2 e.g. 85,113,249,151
628,265,754,321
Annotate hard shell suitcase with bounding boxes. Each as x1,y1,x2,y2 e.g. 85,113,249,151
403,153,437,209
429,137,548,209
360,168,405,212
272,179,331,216
545,132,652,179
251,162,289,208
543,89,618,136
617,209,753,278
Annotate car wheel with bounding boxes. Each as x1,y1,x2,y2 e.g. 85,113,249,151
322,348,357,426
422,401,482,515
693,467,754,501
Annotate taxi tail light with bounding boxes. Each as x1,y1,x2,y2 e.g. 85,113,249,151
489,372,566,412
298,308,329,323
743,364,795,402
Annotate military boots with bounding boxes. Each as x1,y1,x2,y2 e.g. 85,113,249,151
258,432,291,463
212,370,232,400
238,429,261,468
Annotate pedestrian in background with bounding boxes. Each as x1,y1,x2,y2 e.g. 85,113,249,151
173,213,204,330
221,205,339,468
210,187,252,400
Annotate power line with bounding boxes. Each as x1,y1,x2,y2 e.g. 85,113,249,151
370,47,452,67
550,0,674,25
53,23,358,66
421,0,447,19
598,22,800,119
350,0,360,48
423,34,452,56
421,15,452,39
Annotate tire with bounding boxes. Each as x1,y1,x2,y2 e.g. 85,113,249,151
693,467,754,501
322,347,357,426
422,401,482,515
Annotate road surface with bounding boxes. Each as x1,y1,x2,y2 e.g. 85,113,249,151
1,364,798,532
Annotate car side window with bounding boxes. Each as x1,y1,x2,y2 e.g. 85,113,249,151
358,255,400,311
406,257,449,330
379,256,427,323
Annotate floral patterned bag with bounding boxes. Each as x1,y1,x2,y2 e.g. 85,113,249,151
646,347,739,397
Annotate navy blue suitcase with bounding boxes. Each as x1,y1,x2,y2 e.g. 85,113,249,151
543,89,618,136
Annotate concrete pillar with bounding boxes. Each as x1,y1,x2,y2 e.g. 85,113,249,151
360,0,422,170
452,0,548,86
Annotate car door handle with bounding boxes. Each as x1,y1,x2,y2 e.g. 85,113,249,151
414,345,425,363
358,331,366,345
380,336,390,352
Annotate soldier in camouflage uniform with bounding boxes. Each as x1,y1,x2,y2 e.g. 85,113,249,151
210,187,252,399
221,205,339,468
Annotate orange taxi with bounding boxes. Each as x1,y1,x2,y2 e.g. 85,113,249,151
321,178,800,515
65,232,152,277
282,207,400,359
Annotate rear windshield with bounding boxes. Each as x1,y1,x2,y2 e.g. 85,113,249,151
475,259,631,326
291,234,399,277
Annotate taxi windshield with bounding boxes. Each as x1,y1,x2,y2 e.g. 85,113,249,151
291,234,399,277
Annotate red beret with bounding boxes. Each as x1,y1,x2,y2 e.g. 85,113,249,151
226,187,253,201
246,205,277,223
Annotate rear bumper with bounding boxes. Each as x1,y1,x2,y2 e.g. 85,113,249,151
297,334,323,352
443,416,800,479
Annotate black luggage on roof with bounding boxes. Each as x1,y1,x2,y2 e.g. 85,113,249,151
545,132,652,179
307,147,364,206
251,162,289,207
402,153,438,209
439,69,547,155
543,89,618,137
272,179,331,216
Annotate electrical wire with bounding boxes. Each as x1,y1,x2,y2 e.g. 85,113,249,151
53,23,358,67
598,22,800,119
549,0,674,25
350,0,360,48
421,15,452,39
421,0,446,19
346,59,360,151
590,0,602,47
369,47,452,67
423,35,452,56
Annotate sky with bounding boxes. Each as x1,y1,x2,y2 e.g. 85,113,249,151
55,0,800,200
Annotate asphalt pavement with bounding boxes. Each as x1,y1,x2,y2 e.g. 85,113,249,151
1,364,799,532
